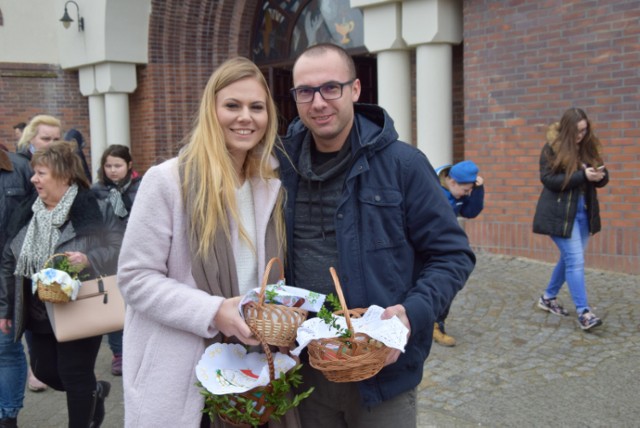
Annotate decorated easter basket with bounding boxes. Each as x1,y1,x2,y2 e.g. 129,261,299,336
34,253,81,304
242,258,308,347
306,267,391,383
199,326,313,427
217,330,276,427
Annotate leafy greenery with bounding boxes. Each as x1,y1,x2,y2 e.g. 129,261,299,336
316,293,352,339
199,364,314,427
264,287,278,303
51,255,85,279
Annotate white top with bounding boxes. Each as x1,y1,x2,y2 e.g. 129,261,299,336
234,180,258,295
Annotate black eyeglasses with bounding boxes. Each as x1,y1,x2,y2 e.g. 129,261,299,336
290,79,355,104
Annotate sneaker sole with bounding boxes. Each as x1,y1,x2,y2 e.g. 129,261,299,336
580,319,603,331
537,301,569,317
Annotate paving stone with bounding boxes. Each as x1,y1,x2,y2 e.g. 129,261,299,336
18,252,640,427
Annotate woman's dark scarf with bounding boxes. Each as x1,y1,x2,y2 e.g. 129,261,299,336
103,173,133,218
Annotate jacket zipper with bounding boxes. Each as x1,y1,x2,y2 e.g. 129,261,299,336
561,189,573,236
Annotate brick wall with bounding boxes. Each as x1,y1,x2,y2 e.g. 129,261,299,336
129,0,260,172
0,63,90,160
462,0,639,274
3,0,635,274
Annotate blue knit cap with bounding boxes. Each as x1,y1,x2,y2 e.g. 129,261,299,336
449,160,478,184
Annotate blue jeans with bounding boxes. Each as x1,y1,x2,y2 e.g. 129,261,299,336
0,325,27,419
544,198,591,314
108,330,123,355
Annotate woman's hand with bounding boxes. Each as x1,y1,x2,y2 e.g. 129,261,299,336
381,304,411,366
64,251,89,270
585,166,606,182
213,296,260,346
0,319,12,335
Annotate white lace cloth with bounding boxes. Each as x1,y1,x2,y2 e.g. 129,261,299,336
31,268,81,301
238,281,326,314
290,305,409,356
195,343,297,394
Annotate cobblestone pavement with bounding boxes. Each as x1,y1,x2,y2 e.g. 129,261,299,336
18,253,640,427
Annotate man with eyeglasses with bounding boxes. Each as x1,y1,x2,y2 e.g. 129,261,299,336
278,43,475,427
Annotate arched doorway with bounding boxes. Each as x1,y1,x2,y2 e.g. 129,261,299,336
251,0,377,134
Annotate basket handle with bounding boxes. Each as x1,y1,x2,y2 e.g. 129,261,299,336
257,258,285,305
43,253,69,269
248,324,275,381
329,267,353,336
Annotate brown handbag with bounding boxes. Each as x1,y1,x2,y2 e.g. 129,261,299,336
44,275,125,342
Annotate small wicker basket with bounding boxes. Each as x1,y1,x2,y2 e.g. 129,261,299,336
213,327,277,427
243,258,308,347
307,267,391,383
36,253,72,304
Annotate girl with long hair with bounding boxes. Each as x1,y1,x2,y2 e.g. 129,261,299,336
533,108,609,330
92,144,141,376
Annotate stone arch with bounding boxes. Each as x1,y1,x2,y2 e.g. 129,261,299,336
130,0,261,170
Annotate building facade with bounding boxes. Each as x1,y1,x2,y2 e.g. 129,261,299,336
0,0,638,273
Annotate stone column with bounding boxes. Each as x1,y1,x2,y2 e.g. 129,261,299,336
402,0,462,167
416,43,452,168
87,94,106,180
104,93,131,148
79,62,137,178
57,0,151,179
352,0,413,144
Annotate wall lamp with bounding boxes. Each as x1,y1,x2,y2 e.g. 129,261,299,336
60,0,84,32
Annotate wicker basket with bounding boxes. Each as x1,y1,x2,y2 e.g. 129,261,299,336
243,258,308,347
307,267,391,383
36,253,72,304
213,327,277,427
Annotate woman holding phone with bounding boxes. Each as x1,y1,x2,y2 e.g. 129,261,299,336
533,108,609,331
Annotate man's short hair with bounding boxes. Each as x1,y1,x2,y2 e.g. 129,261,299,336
294,43,356,80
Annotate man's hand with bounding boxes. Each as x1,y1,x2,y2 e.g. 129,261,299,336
213,296,259,346
381,304,411,366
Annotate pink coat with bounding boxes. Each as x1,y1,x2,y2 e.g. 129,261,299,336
118,158,282,427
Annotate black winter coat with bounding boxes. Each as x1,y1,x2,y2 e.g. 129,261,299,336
0,189,122,341
91,175,141,221
532,143,609,237
0,151,34,252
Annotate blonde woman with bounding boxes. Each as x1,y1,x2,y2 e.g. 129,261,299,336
16,115,62,160
117,57,294,427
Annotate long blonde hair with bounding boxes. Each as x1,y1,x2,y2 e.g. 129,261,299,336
179,57,284,257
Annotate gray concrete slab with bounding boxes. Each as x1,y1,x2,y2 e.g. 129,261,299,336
17,252,640,427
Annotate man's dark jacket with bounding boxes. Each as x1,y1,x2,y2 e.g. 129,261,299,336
279,103,476,406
